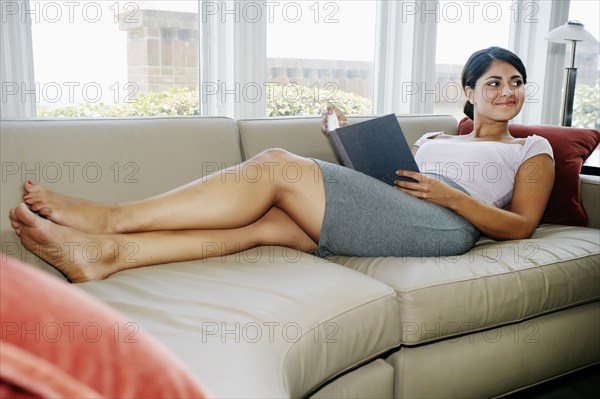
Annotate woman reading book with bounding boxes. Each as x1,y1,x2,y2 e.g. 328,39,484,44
9,47,554,282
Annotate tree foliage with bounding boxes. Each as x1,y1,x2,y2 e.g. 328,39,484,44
573,80,600,130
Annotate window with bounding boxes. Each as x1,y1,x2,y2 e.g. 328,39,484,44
266,1,376,116
568,1,599,170
3,0,595,123
433,0,512,121
28,0,199,118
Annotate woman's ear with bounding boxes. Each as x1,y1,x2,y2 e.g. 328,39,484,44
464,86,474,104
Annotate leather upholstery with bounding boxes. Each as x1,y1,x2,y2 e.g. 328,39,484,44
1,115,598,398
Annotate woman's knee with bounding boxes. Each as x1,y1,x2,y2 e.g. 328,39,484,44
250,148,306,181
254,148,295,164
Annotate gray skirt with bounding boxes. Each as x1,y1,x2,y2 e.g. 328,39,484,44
311,159,480,258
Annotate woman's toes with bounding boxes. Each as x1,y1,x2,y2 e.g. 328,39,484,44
24,180,37,192
9,208,17,222
38,207,52,218
29,201,42,212
9,209,23,236
15,203,38,227
10,216,20,229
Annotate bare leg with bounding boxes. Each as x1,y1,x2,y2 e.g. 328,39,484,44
10,204,317,283
23,149,325,242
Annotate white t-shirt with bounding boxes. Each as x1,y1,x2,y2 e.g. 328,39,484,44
414,132,554,209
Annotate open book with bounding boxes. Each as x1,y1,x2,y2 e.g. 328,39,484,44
328,114,420,185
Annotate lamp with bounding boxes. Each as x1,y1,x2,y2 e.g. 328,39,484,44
545,20,599,127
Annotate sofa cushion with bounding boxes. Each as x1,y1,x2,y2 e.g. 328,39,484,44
77,247,402,398
458,118,600,226
581,175,600,229
238,115,458,161
330,225,600,345
0,256,207,398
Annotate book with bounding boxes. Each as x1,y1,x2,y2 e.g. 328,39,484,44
328,114,419,185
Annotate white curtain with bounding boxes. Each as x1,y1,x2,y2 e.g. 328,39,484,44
509,0,570,125
373,0,437,115
1,0,37,118
199,0,266,119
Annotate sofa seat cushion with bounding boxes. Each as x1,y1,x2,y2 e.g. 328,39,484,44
1,256,207,399
77,247,402,398
330,225,600,345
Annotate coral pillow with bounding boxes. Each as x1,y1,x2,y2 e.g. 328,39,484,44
0,256,208,399
458,117,600,226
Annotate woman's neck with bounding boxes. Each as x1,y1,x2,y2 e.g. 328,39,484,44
470,118,511,139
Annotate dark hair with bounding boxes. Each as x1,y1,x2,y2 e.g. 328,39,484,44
461,47,527,120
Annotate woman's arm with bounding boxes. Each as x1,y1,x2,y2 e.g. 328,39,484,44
395,154,555,240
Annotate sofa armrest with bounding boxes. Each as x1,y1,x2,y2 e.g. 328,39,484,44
581,174,600,228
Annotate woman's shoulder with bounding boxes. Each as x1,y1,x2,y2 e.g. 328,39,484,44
520,135,554,162
414,131,450,146
523,134,550,144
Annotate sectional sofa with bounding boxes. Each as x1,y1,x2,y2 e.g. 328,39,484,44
1,115,599,398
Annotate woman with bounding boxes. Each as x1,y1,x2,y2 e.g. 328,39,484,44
9,47,554,283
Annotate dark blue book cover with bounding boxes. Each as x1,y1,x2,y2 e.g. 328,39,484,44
329,114,420,185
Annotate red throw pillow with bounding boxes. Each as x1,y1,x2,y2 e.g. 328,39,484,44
458,117,600,226
0,256,208,399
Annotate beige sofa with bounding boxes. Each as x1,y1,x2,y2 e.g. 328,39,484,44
1,115,599,398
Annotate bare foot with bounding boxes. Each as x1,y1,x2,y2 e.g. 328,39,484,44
23,181,115,234
10,203,118,283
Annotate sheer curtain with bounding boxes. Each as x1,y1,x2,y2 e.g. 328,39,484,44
509,0,570,125
373,0,436,115
1,0,37,118
199,0,266,119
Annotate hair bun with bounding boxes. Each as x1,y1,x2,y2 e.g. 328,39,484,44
463,101,474,120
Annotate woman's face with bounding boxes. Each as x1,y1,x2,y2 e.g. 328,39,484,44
466,60,525,122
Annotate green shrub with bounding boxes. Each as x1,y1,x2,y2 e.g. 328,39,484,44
37,85,372,118
265,83,372,116
37,87,200,118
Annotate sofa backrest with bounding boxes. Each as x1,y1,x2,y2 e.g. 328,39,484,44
1,117,241,270
238,114,458,161
1,114,458,269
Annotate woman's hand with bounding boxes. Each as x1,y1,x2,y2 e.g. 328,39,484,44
321,103,350,136
394,170,464,208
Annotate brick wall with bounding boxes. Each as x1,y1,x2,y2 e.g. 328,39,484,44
118,9,198,93
118,9,373,99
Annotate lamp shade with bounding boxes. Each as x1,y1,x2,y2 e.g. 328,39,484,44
545,20,599,45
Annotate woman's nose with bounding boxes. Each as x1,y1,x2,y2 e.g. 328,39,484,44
501,84,514,97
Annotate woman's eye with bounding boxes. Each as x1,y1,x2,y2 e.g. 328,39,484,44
512,80,524,86
487,81,499,87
